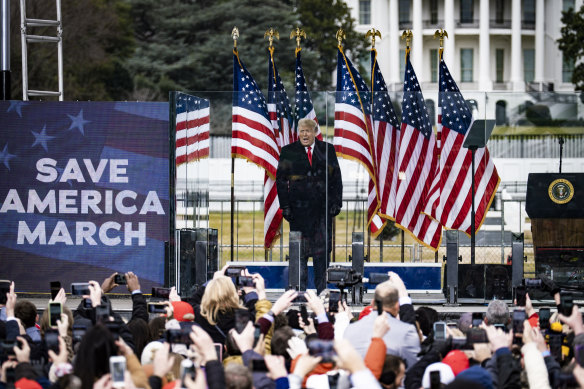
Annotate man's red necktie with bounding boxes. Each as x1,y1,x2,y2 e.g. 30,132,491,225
307,146,312,166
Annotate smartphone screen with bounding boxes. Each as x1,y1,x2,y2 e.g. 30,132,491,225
300,304,309,324
50,281,61,300
539,308,551,330
147,303,167,313
234,308,250,333
472,312,483,327
151,287,171,299
329,291,340,313
114,274,126,285
515,286,527,307
49,302,62,327
214,343,223,362
512,310,526,343
251,359,268,372
430,371,441,389
45,330,60,353
71,283,90,296
560,293,574,316
0,280,10,305
433,322,446,341
549,332,562,361
109,356,126,388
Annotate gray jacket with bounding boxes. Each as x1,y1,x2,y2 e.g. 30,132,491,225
343,311,421,370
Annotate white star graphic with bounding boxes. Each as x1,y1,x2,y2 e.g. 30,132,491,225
67,110,91,135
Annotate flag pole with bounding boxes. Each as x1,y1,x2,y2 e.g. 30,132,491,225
399,31,411,264
231,27,239,263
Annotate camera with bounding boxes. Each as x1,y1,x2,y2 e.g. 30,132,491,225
308,339,336,363
114,274,126,285
327,266,362,287
368,273,390,284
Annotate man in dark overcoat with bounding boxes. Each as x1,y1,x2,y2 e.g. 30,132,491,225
276,118,343,294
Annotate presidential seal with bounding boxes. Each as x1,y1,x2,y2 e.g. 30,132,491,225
548,178,574,204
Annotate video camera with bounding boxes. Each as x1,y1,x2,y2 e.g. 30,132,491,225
327,266,362,287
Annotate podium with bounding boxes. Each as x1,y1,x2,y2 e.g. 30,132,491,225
526,173,584,289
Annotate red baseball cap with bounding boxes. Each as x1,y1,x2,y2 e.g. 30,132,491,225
172,301,194,322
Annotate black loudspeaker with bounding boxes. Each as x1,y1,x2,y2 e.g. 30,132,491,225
457,264,485,299
288,231,302,290
179,228,218,297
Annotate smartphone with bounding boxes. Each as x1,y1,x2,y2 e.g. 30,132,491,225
512,310,526,343
72,324,87,343
151,287,171,299
71,282,90,296
376,299,383,315
214,343,223,362
180,359,195,383
300,304,309,325
1,340,16,356
329,291,341,313
147,303,167,314
114,274,126,285
560,293,574,316
164,328,192,345
466,328,488,344
5,367,15,384
49,302,62,328
234,308,250,333
45,329,60,353
539,308,551,330
576,344,584,367
236,276,254,287
95,305,110,323
430,370,441,389
472,312,483,327
225,266,246,277
307,339,336,363
549,332,563,361
292,291,307,303
50,281,61,300
515,285,527,307
109,356,126,388
0,280,10,305
83,298,93,309
251,358,268,372
433,321,447,341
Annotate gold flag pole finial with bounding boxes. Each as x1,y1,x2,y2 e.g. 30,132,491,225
232,27,239,50
264,28,280,49
401,30,413,58
433,29,448,59
290,27,307,51
336,28,346,47
365,28,382,49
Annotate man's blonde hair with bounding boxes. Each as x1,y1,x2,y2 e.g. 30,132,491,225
297,118,317,131
200,276,240,325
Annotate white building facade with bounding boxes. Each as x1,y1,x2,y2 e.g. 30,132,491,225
346,0,581,93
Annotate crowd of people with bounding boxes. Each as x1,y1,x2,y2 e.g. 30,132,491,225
1,267,584,389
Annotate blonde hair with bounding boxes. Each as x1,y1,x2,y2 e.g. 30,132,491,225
40,305,74,337
200,276,240,325
297,118,317,131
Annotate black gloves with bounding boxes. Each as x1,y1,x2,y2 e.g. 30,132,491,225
282,207,294,222
330,204,341,216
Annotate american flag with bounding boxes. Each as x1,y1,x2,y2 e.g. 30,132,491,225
369,49,401,236
175,93,210,165
231,51,279,179
264,49,291,248
395,54,442,250
424,59,500,234
334,47,380,233
294,49,322,141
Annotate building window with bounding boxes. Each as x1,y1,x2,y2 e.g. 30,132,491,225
430,0,439,24
400,49,406,82
523,0,536,28
399,0,411,27
563,0,575,12
496,49,504,83
495,0,505,23
563,56,575,83
460,48,473,82
427,99,436,126
496,100,507,125
430,49,438,83
359,0,371,25
460,0,474,23
523,49,535,83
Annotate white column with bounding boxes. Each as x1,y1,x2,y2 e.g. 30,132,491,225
388,0,400,88
478,0,492,90
510,0,525,91
372,0,390,82
534,0,545,86
444,0,456,78
412,0,423,78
